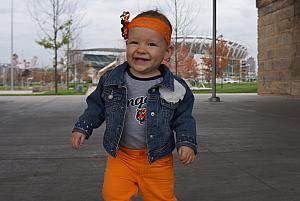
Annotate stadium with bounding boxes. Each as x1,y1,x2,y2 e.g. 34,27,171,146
172,35,250,82
66,35,252,84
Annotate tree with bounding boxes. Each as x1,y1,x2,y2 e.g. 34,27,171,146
63,2,85,90
29,0,83,94
202,35,229,82
21,69,31,87
164,44,199,79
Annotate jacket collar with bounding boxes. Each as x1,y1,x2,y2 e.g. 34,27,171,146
104,61,175,91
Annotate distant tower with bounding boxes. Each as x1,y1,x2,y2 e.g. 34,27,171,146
246,57,256,74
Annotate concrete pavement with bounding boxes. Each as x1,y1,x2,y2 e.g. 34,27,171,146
0,94,299,201
0,90,34,94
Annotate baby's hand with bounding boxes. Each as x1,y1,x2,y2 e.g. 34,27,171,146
71,132,86,150
178,146,195,165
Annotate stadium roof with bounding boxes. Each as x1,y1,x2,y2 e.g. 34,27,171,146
83,54,117,69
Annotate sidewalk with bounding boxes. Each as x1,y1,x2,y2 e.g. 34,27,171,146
0,90,33,94
0,86,96,95
0,94,299,201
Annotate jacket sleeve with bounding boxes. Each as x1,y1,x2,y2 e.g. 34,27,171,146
171,82,198,154
72,75,106,139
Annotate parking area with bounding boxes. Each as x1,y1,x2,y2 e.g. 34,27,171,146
0,94,299,201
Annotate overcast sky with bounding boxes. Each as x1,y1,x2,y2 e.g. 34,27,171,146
0,0,257,67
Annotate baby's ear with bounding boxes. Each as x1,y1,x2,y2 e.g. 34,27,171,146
164,45,174,60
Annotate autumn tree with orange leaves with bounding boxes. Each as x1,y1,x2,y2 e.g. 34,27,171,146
165,44,199,79
202,35,229,82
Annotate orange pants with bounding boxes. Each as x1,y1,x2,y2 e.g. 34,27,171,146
102,146,177,201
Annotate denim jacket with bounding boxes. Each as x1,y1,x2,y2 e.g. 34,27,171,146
73,62,197,163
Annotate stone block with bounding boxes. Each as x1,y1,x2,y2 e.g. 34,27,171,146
259,3,274,16
278,31,293,46
277,5,294,21
270,59,281,70
267,70,291,82
290,68,300,78
267,49,281,60
265,24,278,37
257,74,271,94
258,37,263,47
296,45,300,56
277,18,294,32
257,83,267,94
274,0,295,11
291,56,300,76
295,1,300,16
260,13,274,26
294,29,300,43
258,16,263,27
258,28,266,40
258,51,265,61
295,16,300,30
257,0,276,9
258,61,265,71
258,15,266,27
276,58,293,70
291,81,300,96
278,46,295,58
264,36,278,48
265,60,273,70
278,71,292,81
270,81,291,95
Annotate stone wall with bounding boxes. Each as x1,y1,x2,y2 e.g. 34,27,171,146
257,0,300,96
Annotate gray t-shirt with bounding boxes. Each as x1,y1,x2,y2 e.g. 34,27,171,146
119,68,162,149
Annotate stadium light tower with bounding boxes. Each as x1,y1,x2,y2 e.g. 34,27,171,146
209,0,220,102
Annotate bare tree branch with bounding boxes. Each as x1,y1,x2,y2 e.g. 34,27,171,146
27,0,85,93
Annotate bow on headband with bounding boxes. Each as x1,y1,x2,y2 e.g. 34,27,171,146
120,11,130,39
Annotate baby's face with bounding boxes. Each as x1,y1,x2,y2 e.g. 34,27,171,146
126,27,172,78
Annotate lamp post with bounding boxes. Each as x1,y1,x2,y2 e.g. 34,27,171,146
175,0,178,76
209,0,220,102
10,0,14,90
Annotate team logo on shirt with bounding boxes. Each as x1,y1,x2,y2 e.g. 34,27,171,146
127,96,147,124
135,108,146,124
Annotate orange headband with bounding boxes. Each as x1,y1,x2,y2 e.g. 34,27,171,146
120,12,172,45
128,17,171,45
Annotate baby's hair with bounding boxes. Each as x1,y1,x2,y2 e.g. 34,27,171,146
134,10,173,34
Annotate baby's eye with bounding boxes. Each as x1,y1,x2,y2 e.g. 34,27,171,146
148,43,157,47
129,41,138,45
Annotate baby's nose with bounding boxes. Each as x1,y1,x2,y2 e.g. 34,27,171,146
136,44,147,53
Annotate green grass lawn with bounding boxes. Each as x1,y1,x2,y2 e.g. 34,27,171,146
40,84,89,95
43,88,87,95
0,83,256,96
192,83,257,94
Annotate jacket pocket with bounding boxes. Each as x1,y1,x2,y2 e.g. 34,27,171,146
102,87,123,102
101,87,124,112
